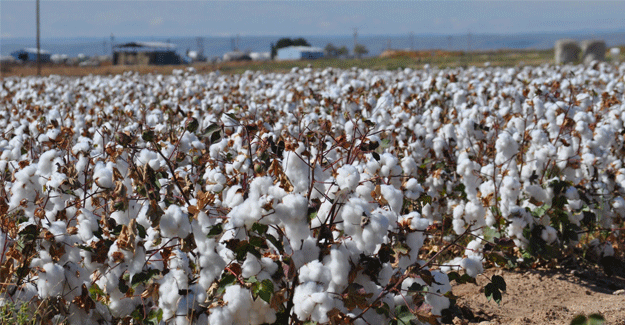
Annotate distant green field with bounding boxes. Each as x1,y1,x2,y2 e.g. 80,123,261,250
213,49,556,74
6,47,625,77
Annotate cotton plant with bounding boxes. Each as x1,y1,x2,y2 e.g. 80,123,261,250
0,62,623,324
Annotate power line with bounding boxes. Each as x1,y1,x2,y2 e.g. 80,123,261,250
36,0,41,76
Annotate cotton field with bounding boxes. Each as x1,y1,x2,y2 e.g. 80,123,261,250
0,62,624,324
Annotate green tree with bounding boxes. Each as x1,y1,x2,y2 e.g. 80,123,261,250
354,44,369,59
325,43,338,58
271,38,311,59
337,46,349,58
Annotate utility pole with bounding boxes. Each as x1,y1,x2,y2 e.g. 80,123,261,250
110,34,114,54
196,37,204,59
410,32,414,51
110,34,115,64
36,0,41,76
353,27,358,56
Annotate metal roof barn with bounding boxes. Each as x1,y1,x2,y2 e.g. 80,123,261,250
276,46,324,61
113,42,183,65
10,48,51,63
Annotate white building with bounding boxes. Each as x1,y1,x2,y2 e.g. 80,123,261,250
276,46,324,61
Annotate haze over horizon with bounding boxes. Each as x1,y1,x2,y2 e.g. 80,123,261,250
2,1,625,40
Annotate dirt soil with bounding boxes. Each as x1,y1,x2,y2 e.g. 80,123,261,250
452,267,625,325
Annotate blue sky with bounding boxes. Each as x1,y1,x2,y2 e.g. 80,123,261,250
2,1,625,39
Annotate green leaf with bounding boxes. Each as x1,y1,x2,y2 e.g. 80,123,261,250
131,269,161,288
394,305,416,325
88,283,105,300
185,118,199,132
137,224,147,238
257,279,274,303
532,204,551,217
491,275,506,292
142,129,155,142
407,282,424,293
570,315,587,325
118,275,129,294
147,308,163,324
18,224,38,241
265,234,284,252
219,273,236,288
207,224,223,238
447,271,461,282
203,123,221,135
459,273,477,284
251,223,268,235
225,113,239,122
375,302,391,317
587,314,605,325
210,131,222,144
484,283,502,304
249,235,265,248
76,244,94,253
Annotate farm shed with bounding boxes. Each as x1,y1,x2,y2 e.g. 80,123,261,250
10,48,51,63
276,46,324,61
113,42,183,65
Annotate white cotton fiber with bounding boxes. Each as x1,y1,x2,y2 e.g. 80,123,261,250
93,161,114,189
380,184,403,213
160,204,192,238
460,257,484,277
541,226,558,244
336,164,360,191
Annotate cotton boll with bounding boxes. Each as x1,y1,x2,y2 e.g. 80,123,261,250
292,282,335,323
282,144,311,193
461,257,484,277
242,252,262,278
612,197,625,217
37,262,65,298
291,237,320,268
37,149,59,176
208,307,233,325
424,271,451,316
275,193,309,246
299,260,331,284
453,218,466,235
160,204,192,238
93,161,114,189
355,182,375,201
524,184,549,205
336,164,361,191
440,257,464,277
323,247,350,293
465,239,483,258
401,156,418,176
380,184,403,213
541,226,558,244
589,239,614,258
403,178,424,200
222,285,253,324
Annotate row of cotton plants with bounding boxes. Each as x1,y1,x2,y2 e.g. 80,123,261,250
0,62,623,324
